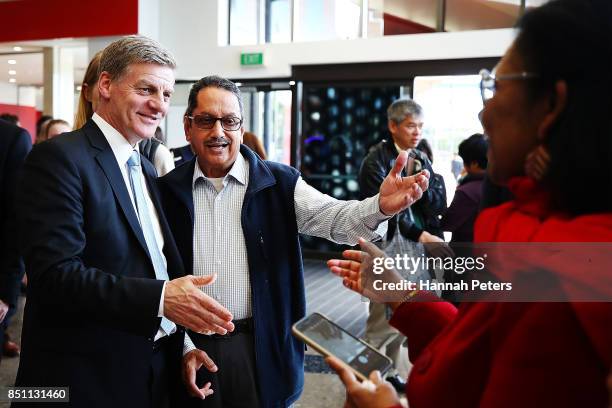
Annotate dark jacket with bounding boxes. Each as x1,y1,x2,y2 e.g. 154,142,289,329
158,146,305,407
170,144,195,167
359,139,447,241
440,173,485,243
15,120,186,407
0,119,31,309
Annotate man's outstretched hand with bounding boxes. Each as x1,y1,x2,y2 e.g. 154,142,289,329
379,151,429,216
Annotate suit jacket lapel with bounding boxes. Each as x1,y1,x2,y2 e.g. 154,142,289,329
84,121,150,256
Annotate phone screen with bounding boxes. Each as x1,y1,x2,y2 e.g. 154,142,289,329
294,313,392,378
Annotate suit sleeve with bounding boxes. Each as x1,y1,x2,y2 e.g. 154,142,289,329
0,128,32,307
17,141,163,337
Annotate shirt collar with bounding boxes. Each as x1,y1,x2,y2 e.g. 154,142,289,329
92,113,138,166
192,152,248,189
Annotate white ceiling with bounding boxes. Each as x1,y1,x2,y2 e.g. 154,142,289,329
0,40,88,87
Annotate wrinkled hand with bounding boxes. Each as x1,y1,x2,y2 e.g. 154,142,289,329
0,300,8,323
164,274,234,335
379,151,429,216
183,349,216,399
418,231,454,259
326,356,401,408
327,238,409,303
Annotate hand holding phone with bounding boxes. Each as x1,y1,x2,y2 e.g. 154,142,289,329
292,313,392,381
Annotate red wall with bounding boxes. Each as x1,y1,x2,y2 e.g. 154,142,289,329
384,13,437,36
0,104,37,143
0,0,138,42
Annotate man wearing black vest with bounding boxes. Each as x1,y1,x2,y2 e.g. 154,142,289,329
158,75,430,408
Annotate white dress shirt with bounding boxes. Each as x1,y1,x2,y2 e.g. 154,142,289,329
92,113,171,340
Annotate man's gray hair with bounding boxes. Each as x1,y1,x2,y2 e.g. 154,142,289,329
387,98,424,124
98,35,176,80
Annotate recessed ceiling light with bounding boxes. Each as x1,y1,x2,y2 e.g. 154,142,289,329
9,78,16,83
289,81,296,86
13,46,23,52
235,82,242,87
8,59,17,65
8,70,16,75
76,85,82,91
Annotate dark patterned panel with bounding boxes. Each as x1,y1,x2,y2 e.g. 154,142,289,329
299,84,401,252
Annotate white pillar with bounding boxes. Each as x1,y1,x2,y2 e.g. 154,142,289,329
43,46,75,125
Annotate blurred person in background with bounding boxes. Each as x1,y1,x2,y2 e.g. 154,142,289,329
35,115,53,144
358,100,447,392
73,51,102,130
0,118,32,364
327,0,612,406
242,131,267,160
441,133,488,243
0,113,19,126
44,119,72,140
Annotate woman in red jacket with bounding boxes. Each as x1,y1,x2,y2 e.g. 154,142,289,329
326,0,612,406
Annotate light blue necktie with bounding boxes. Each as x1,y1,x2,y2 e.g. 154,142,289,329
127,151,176,336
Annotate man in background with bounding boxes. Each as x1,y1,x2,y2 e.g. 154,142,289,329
0,118,31,365
358,98,447,391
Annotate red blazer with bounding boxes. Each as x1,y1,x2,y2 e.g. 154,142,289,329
389,177,612,408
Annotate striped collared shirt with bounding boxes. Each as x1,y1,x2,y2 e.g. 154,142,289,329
185,153,388,353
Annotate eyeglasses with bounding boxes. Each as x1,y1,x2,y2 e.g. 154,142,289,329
187,114,243,131
479,68,539,103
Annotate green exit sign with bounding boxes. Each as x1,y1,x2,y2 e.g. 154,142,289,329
241,52,264,66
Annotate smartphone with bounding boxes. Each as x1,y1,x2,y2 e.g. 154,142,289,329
292,313,393,381
405,149,418,176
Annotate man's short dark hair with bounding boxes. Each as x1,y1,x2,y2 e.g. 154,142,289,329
458,133,488,169
0,113,19,125
185,75,243,118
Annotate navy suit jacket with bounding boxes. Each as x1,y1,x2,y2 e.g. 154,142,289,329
15,120,185,407
0,119,31,309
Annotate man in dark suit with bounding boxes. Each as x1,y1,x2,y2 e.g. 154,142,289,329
0,119,32,365
15,36,233,408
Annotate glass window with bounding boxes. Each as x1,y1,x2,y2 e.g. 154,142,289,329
266,90,292,164
293,0,362,42
268,0,292,43
413,75,484,201
230,0,261,45
445,0,521,31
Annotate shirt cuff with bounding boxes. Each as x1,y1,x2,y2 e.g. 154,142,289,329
183,333,197,356
157,281,166,318
361,194,392,230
